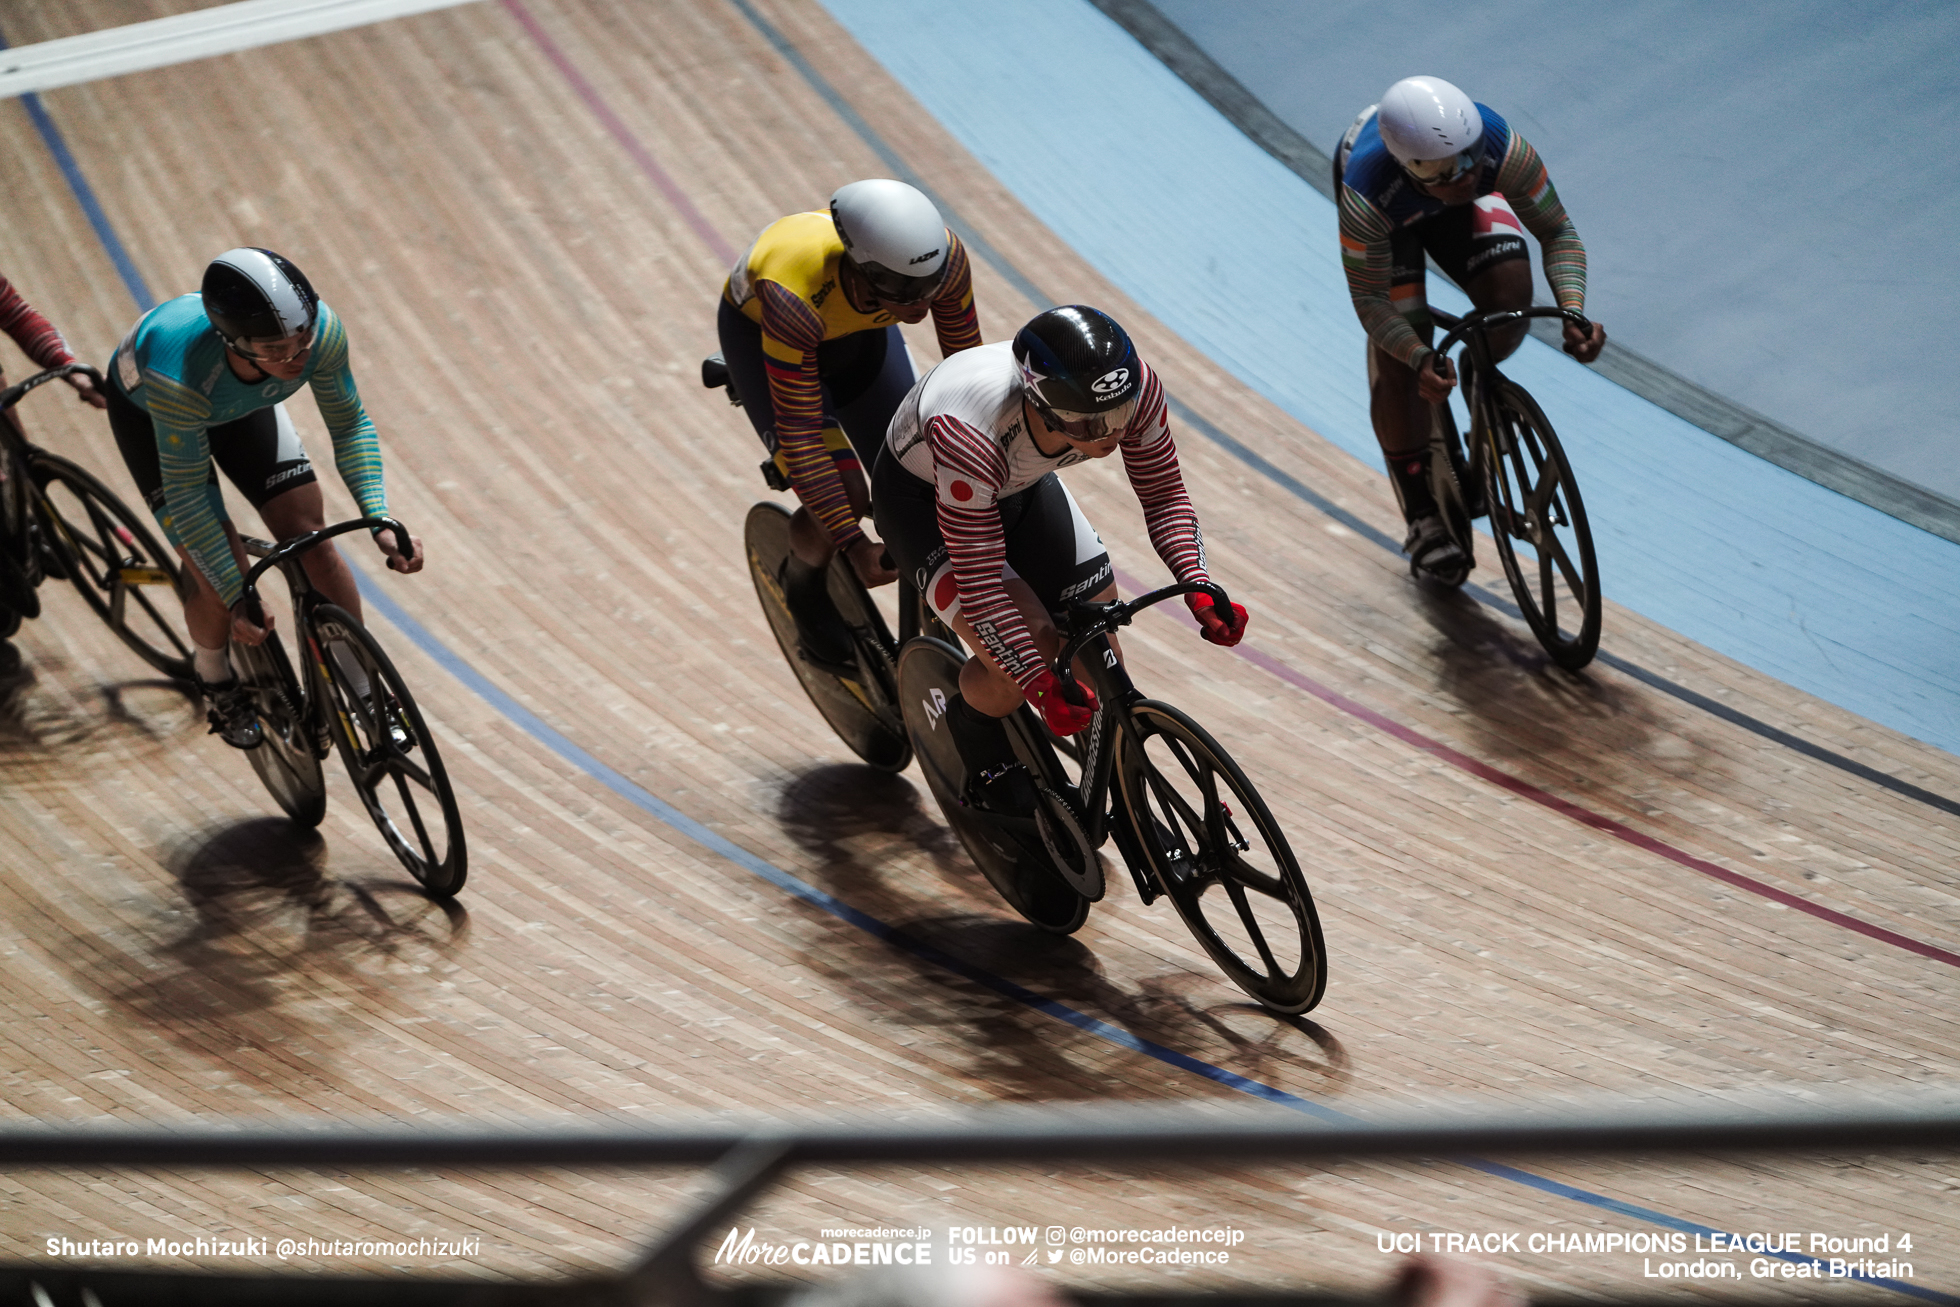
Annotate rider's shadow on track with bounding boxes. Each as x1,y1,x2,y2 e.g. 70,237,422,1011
86,817,467,1089
775,765,1349,1101
1403,582,1713,791
0,664,195,762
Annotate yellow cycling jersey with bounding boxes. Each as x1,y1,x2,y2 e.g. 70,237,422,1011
724,211,896,339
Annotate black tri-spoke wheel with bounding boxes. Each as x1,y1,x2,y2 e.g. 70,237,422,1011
896,636,1088,934
1478,379,1602,669
744,501,909,771
232,633,327,828
1116,701,1325,1013
31,452,194,680
311,604,466,896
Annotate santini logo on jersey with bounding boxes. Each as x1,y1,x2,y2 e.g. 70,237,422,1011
1090,368,1130,396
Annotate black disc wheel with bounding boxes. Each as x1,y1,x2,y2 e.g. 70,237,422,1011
31,452,194,680
232,632,327,829
311,604,466,896
896,637,1088,934
1478,379,1602,670
1116,700,1325,1013
744,501,909,771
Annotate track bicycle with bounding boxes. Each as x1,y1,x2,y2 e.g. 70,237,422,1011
231,517,466,896
1423,306,1603,669
0,363,192,678
706,352,953,771
896,581,1327,1015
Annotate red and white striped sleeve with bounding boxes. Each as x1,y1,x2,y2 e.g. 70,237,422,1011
926,413,1047,689
0,275,77,373
1118,365,1209,586
757,279,862,547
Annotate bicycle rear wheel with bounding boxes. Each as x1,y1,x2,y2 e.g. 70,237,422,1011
311,603,467,896
1116,701,1325,1013
895,637,1088,934
1479,379,1602,669
232,633,327,828
744,501,909,771
32,452,194,680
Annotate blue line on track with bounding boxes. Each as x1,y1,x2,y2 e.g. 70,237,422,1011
21,21,1946,1299
0,30,155,312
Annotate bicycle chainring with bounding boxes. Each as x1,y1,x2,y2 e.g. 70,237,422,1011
1035,786,1104,900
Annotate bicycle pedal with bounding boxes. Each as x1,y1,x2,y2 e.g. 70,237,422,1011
962,762,1037,819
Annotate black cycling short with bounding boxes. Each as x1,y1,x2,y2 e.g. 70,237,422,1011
1388,195,1529,320
716,296,916,474
106,378,317,521
872,450,1112,625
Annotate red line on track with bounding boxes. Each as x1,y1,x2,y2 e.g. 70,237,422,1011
1125,573,1960,969
502,0,737,266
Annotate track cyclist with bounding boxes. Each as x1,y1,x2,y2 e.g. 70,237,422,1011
104,247,422,747
0,272,107,677
1335,75,1606,583
873,304,1247,816
718,178,982,673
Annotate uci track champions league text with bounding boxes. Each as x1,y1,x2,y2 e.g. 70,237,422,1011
1374,1228,1922,1286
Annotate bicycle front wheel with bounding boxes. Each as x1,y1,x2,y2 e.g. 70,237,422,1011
232,633,327,828
311,603,466,896
32,452,194,680
1479,380,1602,669
1116,701,1326,1013
744,501,909,771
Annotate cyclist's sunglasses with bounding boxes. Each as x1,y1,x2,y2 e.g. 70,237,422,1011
1403,147,1479,186
1043,392,1141,442
231,328,315,365
857,260,948,307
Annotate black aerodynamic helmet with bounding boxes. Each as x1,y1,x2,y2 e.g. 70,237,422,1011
1012,305,1142,439
201,247,319,352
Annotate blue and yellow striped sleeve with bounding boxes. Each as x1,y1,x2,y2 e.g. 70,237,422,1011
307,305,389,523
146,373,244,604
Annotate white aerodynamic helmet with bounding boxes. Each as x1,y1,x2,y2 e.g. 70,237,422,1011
1376,76,1484,184
829,178,949,304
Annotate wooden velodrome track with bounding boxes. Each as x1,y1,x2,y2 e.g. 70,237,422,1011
1,0,1955,1298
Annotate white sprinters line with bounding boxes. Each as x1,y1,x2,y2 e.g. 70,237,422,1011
0,0,484,99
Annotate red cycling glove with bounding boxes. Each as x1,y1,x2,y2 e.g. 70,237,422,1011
1026,668,1098,736
1188,595,1249,647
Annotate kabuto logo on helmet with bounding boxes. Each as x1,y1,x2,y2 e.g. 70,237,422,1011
1091,368,1131,397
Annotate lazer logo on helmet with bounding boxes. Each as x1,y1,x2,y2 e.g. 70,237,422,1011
1090,369,1131,397
907,249,941,266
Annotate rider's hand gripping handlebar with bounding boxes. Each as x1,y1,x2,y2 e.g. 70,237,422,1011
236,515,414,623
1050,580,1235,703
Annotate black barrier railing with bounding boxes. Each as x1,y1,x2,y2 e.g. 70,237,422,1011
5,1100,1956,1306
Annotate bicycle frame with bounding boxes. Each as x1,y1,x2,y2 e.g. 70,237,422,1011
1037,579,1234,889
1431,305,1591,436
237,515,411,714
